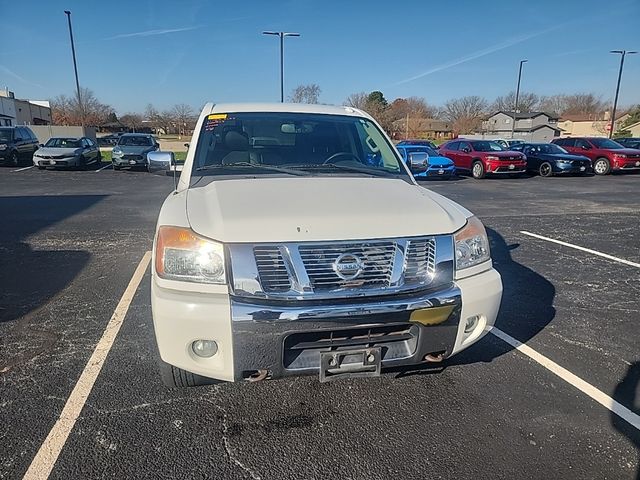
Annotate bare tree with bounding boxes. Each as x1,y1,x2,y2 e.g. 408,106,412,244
562,93,607,115
538,93,607,116
491,91,539,113
120,113,144,132
50,88,114,127
289,84,321,104
442,96,488,134
344,92,369,110
172,104,195,137
538,95,568,116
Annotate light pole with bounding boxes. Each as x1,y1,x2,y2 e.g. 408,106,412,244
609,50,637,138
262,31,300,102
511,59,527,139
64,10,83,126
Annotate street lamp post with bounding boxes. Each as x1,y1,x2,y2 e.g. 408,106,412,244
262,31,300,102
511,59,527,139
64,10,83,127
609,50,637,138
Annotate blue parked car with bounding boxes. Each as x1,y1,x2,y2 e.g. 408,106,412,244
396,145,456,179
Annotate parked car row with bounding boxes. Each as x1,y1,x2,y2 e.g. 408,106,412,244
398,136,640,180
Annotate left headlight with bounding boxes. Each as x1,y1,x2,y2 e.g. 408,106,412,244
454,216,491,270
155,226,226,284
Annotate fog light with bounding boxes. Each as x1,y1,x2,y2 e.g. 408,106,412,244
192,339,218,358
464,315,480,334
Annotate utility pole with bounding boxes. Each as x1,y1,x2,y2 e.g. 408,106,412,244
64,10,83,126
262,31,300,102
406,113,409,139
511,59,527,139
609,50,637,138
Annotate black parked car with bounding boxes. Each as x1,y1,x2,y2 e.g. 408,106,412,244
616,138,640,149
513,143,592,177
0,126,39,166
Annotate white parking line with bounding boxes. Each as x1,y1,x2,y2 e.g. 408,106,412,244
13,165,34,172
520,230,640,269
95,163,113,172
490,327,640,431
22,252,151,480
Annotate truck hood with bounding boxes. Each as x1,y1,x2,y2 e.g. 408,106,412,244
186,177,469,243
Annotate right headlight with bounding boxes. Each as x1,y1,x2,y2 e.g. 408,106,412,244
155,226,226,284
454,216,490,270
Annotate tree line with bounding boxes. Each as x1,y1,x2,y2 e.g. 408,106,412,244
50,88,196,135
49,84,633,137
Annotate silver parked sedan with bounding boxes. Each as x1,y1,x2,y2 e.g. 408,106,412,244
33,137,102,170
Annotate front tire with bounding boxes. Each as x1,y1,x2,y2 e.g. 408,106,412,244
78,155,87,171
158,359,219,388
539,162,553,177
472,161,485,179
10,151,19,167
593,157,610,175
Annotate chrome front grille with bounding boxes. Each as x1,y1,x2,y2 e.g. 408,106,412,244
253,246,291,292
404,238,436,284
234,236,451,300
299,242,395,291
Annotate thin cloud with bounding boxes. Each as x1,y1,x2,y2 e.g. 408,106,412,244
0,65,44,89
394,25,562,86
106,26,200,40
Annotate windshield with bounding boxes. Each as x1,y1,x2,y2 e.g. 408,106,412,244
192,112,407,178
45,138,81,148
118,136,152,146
535,144,568,154
589,138,624,149
406,146,439,157
471,141,504,152
0,129,13,142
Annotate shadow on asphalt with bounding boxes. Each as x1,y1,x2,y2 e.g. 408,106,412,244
394,227,556,378
612,362,640,480
0,195,106,371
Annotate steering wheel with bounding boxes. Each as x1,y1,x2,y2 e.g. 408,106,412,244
323,152,361,165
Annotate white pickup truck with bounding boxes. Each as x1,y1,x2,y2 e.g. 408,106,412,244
148,103,503,386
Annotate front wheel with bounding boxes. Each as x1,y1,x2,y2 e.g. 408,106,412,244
472,161,485,179
10,151,19,166
158,359,220,388
539,162,553,177
95,152,102,167
593,157,610,175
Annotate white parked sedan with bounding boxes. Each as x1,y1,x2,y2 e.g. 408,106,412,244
149,103,503,386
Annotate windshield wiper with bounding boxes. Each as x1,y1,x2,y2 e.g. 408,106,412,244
291,163,397,177
195,162,308,176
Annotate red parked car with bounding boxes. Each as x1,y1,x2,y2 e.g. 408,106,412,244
438,139,527,179
551,137,640,175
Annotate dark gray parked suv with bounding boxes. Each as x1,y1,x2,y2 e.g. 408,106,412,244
0,126,39,166
111,133,160,170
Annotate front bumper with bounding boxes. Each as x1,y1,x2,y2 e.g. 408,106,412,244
152,267,503,382
553,163,590,174
486,161,527,174
415,166,455,178
34,156,81,167
112,156,147,167
614,159,640,170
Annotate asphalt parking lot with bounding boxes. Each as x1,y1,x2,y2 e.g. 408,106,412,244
1,166,639,480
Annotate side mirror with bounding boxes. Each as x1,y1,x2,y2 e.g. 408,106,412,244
39,144,44,148
148,151,175,175
407,152,429,173
184,143,190,148
581,145,590,150
461,147,470,153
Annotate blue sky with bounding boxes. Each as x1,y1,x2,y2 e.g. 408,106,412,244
1,0,639,114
